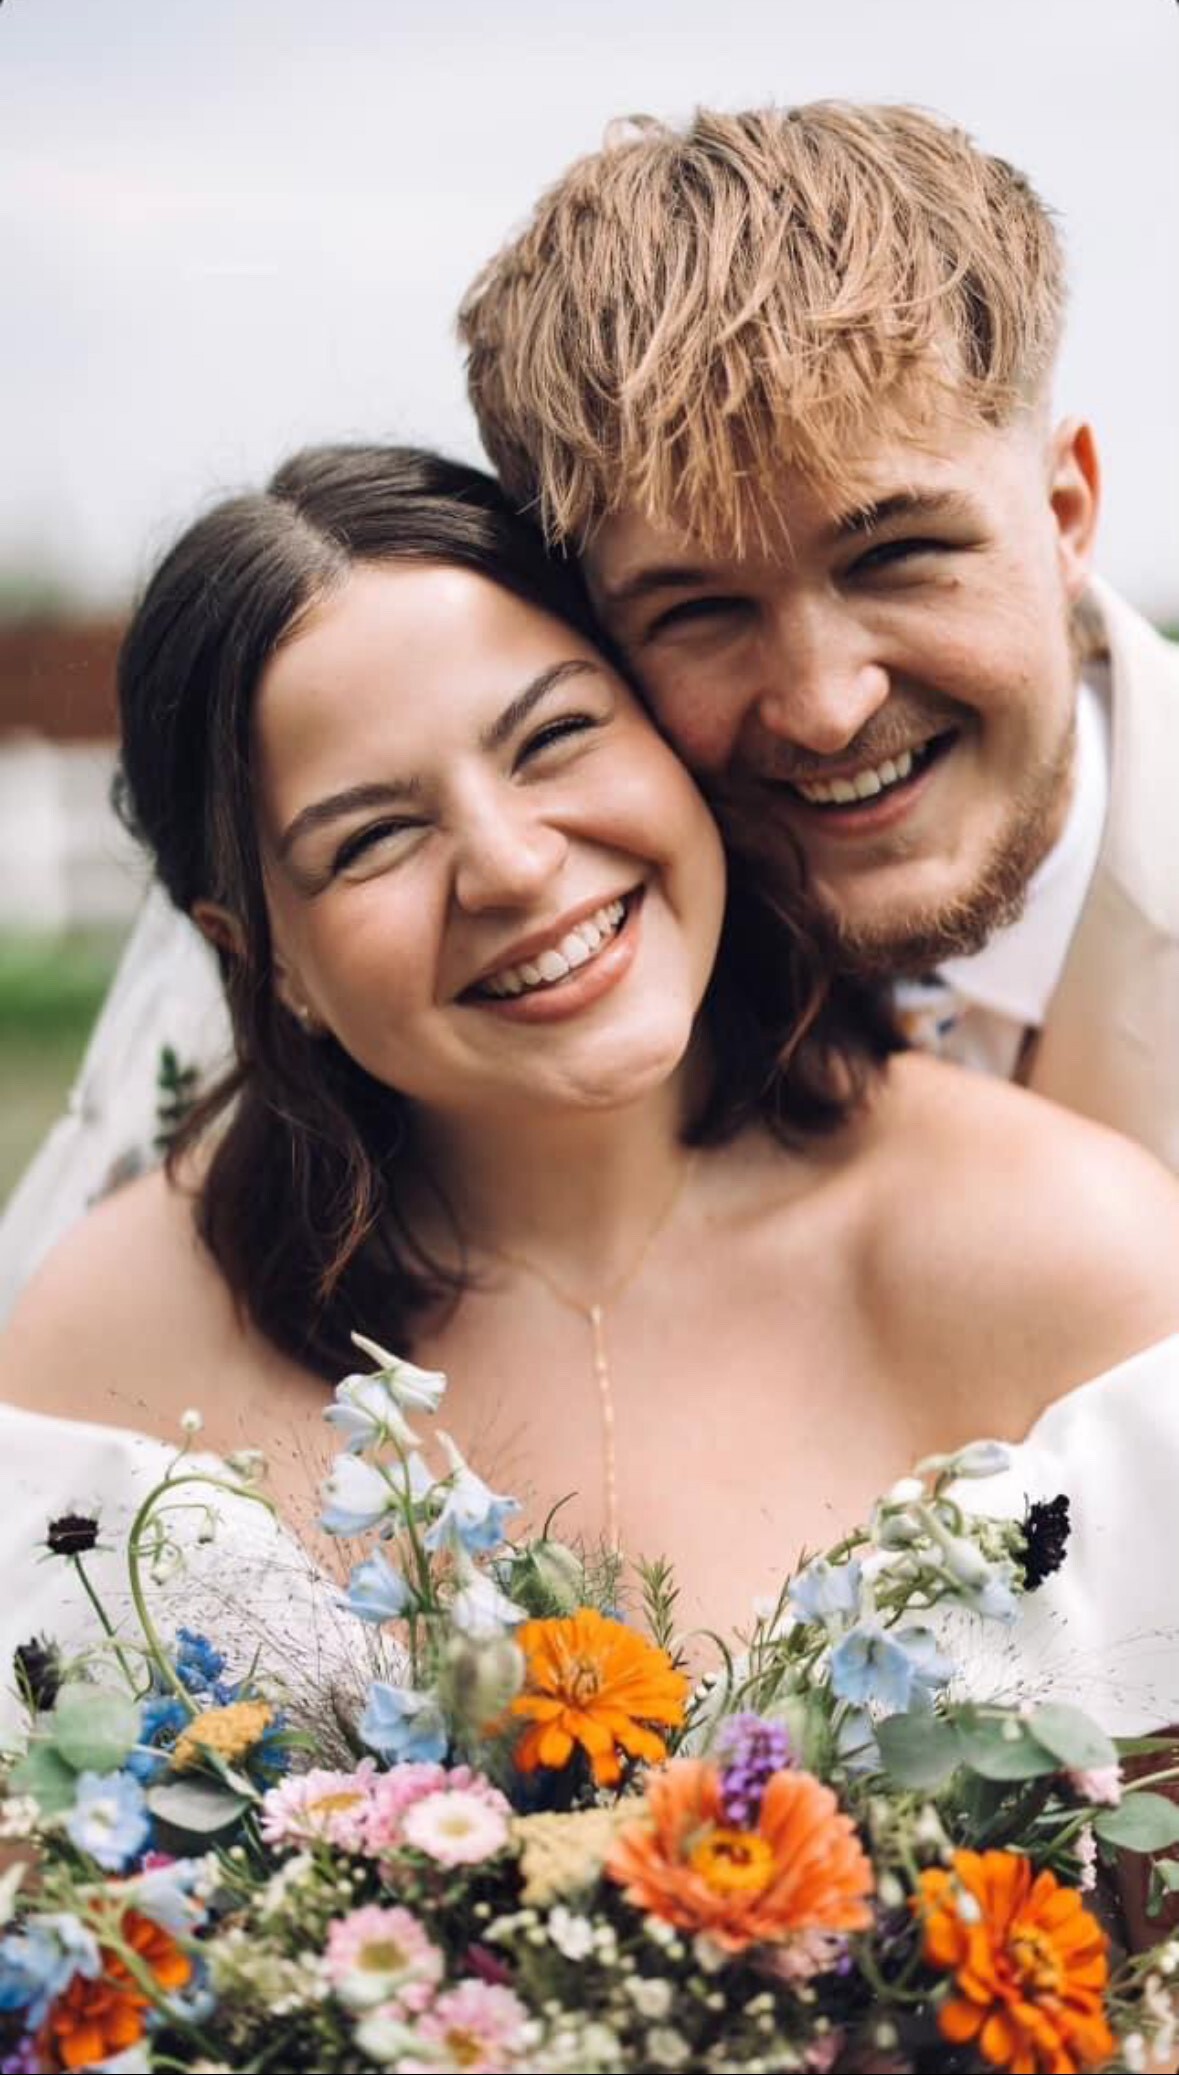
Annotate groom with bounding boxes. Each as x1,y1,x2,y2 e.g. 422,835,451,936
459,102,1179,1171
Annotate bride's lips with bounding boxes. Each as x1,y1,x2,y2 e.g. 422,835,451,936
461,890,644,1024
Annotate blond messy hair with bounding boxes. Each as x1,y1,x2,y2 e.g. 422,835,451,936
459,103,1067,554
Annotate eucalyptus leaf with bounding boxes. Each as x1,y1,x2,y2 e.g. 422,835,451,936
876,1711,962,1790
51,1685,140,1774
956,1714,1058,1781
1093,1793,1179,1852
7,1742,80,1814
146,1776,252,1836
1028,1703,1117,1775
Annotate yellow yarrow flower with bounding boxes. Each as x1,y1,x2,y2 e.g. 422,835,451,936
172,1699,274,1772
512,1804,639,1907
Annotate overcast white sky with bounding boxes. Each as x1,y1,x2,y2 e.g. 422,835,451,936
1,0,1176,617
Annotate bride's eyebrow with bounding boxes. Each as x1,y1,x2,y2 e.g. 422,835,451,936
478,657,602,751
277,658,603,860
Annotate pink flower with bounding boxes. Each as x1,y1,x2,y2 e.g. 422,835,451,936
362,1762,506,1857
401,1787,511,1867
1068,1762,1122,1807
324,1903,443,2014
260,1760,378,1850
412,1980,529,2072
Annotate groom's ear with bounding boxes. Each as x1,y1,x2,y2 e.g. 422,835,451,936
191,899,246,964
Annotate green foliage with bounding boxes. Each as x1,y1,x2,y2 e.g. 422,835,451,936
50,1684,140,1773
1093,1792,1179,1851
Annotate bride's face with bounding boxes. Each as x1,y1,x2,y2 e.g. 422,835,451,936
252,561,727,1123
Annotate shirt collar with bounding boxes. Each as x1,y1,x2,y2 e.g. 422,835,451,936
937,667,1111,1030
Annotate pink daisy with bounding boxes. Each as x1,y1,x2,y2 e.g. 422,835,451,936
401,1787,511,1867
412,1980,529,2072
259,1760,378,1851
324,1903,443,2015
363,1761,507,1856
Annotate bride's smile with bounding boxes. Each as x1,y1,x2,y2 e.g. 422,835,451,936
254,560,726,1121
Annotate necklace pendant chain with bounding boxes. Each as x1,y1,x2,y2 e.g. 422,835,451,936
487,1156,696,1554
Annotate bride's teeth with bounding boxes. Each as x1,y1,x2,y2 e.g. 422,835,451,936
479,896,629,999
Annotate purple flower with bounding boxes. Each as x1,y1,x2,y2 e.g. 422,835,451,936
715,1713,792,1826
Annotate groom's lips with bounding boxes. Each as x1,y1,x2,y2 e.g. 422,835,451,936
771,730,958,842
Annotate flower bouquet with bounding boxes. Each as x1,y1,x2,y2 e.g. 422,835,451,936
3,1337,1179,2073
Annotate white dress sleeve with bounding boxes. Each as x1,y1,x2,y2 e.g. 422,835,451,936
0,889,232,1326
0,1404,373,1750
953,1333,1179,1734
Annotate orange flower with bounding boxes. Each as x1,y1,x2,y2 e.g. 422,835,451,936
605,1756,875,1953
509,1608,687,1786
36,1909,192,2073
914,1849,1114,2074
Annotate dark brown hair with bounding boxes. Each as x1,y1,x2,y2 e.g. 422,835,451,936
115,444,898,1377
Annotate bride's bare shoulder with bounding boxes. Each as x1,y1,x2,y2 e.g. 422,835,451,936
862,1052,1179,1412
0,1165,269,1433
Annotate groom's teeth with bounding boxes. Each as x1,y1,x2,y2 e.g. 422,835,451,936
793,746,918,807
479,899,628,998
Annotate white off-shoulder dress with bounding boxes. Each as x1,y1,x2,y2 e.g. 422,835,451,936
2,1335,1179,1743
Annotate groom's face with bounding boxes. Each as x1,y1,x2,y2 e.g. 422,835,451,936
585,412,1100,975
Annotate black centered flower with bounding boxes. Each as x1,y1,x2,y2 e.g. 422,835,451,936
46,1512,100,1557
13,1635,61,1711
1019,1493,1071,1591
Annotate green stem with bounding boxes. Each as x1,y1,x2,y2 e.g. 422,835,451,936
69,1555,141,1693
125,1469,277,1710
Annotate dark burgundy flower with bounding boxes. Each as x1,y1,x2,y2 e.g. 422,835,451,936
13,1635,61,1710
1020,1494,1071,1590
46,1512,100,1556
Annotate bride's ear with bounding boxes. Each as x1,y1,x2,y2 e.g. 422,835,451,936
191,899,245,964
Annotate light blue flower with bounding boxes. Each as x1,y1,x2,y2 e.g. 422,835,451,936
341,1549,411,1623
424,1434,519,1558
962,1571,1021,1623
359,1681,448,1764
788,1557,863,1624
948,1440,1013,1480
830,1622,954,1715
325,1374,422,1457
122,1859,208,1937
349,1334,448,1415
319,1452,403,1537
450,1566,528,1640
65,1771,151,1872
0,1915,101,2023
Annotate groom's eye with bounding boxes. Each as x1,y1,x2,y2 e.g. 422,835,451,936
851,536,956,576
643,596,747,639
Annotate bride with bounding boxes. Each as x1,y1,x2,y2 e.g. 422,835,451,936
3,443,1179,1727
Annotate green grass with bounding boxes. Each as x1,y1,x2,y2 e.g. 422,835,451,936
0,930,127,1207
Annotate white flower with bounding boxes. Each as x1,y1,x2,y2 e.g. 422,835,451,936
450,1564,528,1639
400,1787,511,1866
625,1976,673,2020
179,1407,204,1436
547,1906,596,1961
645,2027,691,2069
319,1452,403,1536
325,1373,422,1456
1068,1762,1122,1807
350,1333,448,1413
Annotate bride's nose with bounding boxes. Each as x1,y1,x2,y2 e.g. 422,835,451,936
452,790,569,912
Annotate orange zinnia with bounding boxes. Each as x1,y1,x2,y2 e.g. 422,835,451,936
36,1908,192,2073
509,1608,687,1786
915,1849,1114,2074
605,1756,875,1953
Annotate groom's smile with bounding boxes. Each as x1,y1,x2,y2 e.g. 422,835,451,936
585,410,1099,975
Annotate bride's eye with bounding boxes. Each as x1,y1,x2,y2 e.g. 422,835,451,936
516,712,599,768
331,819,419,875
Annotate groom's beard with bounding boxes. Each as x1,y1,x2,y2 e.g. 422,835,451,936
710,708,1077,985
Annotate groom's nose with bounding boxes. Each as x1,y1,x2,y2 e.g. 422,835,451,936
748,599,892,761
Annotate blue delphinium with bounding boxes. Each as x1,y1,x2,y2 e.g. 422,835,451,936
359,1682,448,1764
0,1917,100,2026
64,1770,151,1871
174,1628,226,1693
787,1557,863,1624
125,1693,191,1783
424,1438,519,1558
830,1622,953,1715
341,1550,411,1624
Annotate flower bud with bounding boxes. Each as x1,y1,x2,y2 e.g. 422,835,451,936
441,1632,524,1729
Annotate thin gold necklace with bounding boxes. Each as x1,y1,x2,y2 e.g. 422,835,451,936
485,1155,697,1549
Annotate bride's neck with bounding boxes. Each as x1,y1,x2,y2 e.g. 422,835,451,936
406,1063,702,1292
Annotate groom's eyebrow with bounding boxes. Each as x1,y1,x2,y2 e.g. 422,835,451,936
277,658,602,858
